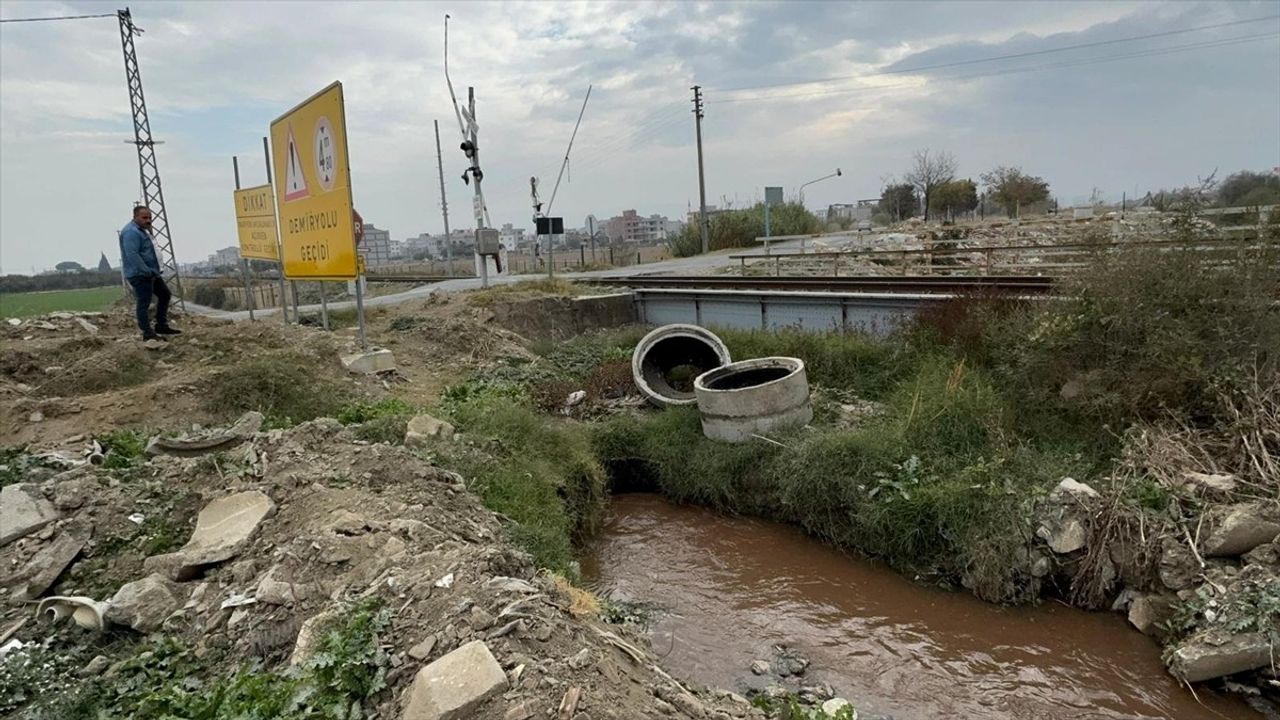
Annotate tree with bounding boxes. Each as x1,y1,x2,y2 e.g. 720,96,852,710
878,183,919,222
904,149,957,222
1217,170,1280,207
930,179,978,220
981,166,1050,218
55,261,85,273
97,252,112,272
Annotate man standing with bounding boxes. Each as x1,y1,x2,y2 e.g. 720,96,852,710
119,205,180,341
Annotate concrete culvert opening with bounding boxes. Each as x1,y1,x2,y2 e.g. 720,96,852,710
703,366,792,390
694,357,813,442
632,324,731,406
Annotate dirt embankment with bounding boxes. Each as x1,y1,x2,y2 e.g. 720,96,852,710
2,419,756,719
1,294,759,719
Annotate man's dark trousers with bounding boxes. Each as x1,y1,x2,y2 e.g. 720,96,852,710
128,275,171,337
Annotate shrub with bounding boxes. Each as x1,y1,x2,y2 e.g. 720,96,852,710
669,202,820,257
433,395,607,576
983,243,1279,426
204,352,348,426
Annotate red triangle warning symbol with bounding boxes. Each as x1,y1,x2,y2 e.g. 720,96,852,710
283,126,309,201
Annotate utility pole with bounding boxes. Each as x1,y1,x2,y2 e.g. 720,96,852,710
692,85,709,254
118,8,184,309
434,119,453,276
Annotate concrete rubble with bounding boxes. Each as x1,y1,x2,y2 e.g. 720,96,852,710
404,639,508,720
404,413,455,446
106,574,188,633
5,520,91,600
1170,632,1275,683
341,347,397,374
144,490,275,580
1202,503,1280,558
0,483,60,546
145,411,263,457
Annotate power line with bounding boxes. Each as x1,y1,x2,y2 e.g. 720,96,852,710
0,12,116,23
713,31,1280,104
715,14,1280,95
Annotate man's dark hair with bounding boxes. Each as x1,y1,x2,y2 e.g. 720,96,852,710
133,205,150,217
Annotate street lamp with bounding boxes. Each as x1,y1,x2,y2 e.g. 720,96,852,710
799,168,842,204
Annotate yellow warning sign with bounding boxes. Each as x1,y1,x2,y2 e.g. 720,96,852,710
270,81,356,280
232,184,280,261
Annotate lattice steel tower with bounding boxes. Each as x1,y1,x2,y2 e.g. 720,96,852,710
118,7,184,306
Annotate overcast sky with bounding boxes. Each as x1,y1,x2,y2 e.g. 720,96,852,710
1,0,1277,272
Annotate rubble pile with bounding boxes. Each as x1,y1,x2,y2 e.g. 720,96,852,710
0,418,761,719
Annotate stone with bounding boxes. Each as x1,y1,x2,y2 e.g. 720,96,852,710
1203,504,1280,558
1169,633,1274,682
106,574,187,633
484,576,538,594
408,634,438,661
1127,594,1177,639
5,520,91,599
405,414,456,446
750,660,770,675
29,410,44,423
341,348,396,374
1182,471,1238,495
144,491,274,581
290,611,340,666
1037,517,1087,554
821,698,855,717
1159,538,1201,591
568,648,594,670
1242,541,1279,570
504,702,535,720
79,655,110,677
403,640,508,720
1051,477,1099,502
0,483,61,546
255,565,312,605
75,317,99,335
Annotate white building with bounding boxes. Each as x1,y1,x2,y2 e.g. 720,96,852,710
210,247,239,269
361,223,393,266
498,223,527,250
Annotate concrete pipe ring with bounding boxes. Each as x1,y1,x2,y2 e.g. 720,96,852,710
632,324,732,407
693,357,813,442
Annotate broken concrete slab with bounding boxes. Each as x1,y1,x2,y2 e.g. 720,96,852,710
404,639,507,720
1,484,61,546
105,573,187,633
1127,593,1177,639
1203,503,1280,558
290,610,340,666
143,491,274,581
146,411,264,457
1169,632,1274,682
1037,516,1088,554
404,414,455,447
341,348,396,374
255,564,313,605
5,520,91,599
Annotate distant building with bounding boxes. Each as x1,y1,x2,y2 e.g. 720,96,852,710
361,223,392,266
210,247,239,269
498,223,527,250
826,200,876,223
605,209,681,243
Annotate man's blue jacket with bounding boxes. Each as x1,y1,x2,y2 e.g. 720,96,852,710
119,221,161,279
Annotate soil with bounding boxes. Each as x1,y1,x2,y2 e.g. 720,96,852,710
2,294,753,719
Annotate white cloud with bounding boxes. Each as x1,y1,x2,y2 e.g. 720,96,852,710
1,0,1277,272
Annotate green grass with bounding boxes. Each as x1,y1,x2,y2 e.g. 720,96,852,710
204,351,350,427
425,388,606,577
17,599,390,720
0,286,123,318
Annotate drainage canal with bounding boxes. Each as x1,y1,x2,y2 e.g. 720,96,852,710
583,494,1250,720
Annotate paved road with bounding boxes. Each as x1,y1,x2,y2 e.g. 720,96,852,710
186,237,827,322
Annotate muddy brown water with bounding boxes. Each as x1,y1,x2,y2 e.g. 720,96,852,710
583,494,1254,720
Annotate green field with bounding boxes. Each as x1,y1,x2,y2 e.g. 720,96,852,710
0,286,125,318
